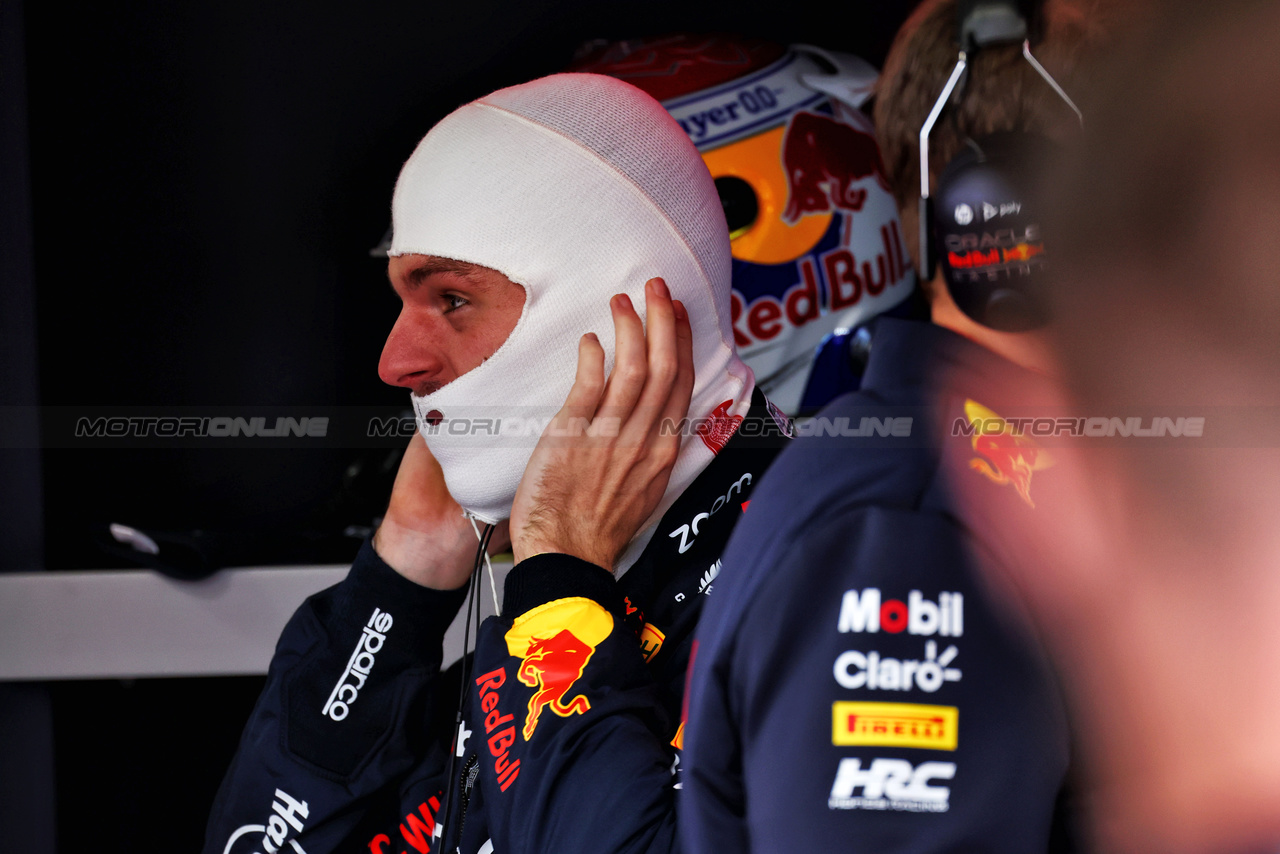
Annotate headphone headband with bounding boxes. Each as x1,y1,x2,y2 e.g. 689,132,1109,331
958,0,1027,51
916,0,1081,331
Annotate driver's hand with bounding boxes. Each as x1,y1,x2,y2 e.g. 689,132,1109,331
374,432,510,589
510,277,694,570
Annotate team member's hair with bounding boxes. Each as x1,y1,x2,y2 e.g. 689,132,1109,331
873,0,1133,291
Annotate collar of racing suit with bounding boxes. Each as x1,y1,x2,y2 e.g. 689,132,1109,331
440,388,790,854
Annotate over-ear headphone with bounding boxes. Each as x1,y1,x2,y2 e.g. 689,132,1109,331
918,0,1081,332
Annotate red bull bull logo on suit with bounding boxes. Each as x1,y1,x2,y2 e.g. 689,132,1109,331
504,598,614,741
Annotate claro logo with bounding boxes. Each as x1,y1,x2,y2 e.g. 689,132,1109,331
837,588,963,637
322,607,393,722
833,640,961,693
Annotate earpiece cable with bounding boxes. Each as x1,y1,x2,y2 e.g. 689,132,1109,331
468,514,501,616
439,514,495,850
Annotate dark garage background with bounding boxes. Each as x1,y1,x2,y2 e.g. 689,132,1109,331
2,0,917,850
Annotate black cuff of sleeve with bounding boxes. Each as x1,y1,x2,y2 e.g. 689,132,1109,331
502,553,627,621
330,538,470,654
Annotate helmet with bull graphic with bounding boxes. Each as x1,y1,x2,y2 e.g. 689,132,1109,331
571,34,918,412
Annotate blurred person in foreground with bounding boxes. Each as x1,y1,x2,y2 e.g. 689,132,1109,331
984,1,1280,851
680,1,1138,851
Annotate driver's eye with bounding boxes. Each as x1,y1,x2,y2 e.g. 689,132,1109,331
715,176,759,239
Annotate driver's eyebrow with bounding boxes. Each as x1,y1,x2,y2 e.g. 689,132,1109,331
404,258,484,290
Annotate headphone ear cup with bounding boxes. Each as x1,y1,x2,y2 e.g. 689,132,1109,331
932,133,1052,332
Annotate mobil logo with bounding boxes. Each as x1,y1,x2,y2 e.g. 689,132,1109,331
837,588,964,637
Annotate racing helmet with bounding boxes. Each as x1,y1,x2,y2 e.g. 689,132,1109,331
571,34,917,413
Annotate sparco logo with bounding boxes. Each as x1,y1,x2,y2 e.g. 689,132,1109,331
828,758,955,812
668,472,752,554
322,607,393,722
837,589,963,637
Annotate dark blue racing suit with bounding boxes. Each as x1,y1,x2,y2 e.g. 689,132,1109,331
204,392,786,854
683,318,1074,853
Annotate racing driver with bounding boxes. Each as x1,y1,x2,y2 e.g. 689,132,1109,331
203,72,792,854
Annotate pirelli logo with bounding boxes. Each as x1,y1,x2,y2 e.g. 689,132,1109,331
832,701,958,751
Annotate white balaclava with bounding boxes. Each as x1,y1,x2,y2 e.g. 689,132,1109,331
389,73,753,570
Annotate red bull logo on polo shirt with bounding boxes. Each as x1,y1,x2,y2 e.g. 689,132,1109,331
963,399,1054,507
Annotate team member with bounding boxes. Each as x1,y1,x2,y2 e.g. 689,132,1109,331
986,2,1280,850
680,1,1133,851
204,73,790,854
